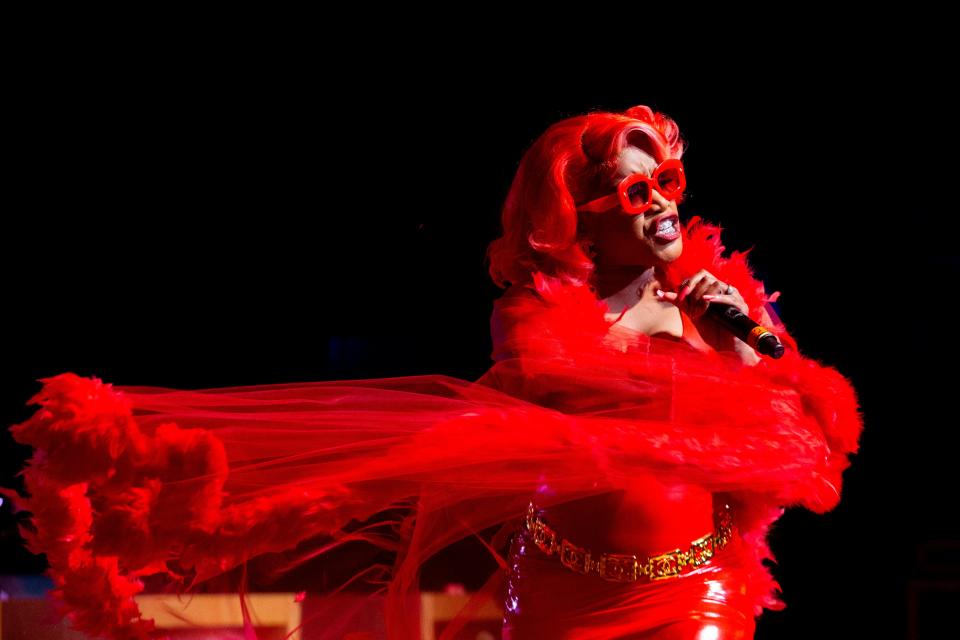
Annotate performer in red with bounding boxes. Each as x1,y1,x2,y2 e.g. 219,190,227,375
2,104,863,640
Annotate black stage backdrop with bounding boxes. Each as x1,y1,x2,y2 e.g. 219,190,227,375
3,46,958,640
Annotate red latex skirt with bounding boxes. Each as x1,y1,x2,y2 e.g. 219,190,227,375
502,507,761,640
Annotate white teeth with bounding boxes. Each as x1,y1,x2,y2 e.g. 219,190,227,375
656,219,676,233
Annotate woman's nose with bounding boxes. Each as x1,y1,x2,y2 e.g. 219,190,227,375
649,189,673,212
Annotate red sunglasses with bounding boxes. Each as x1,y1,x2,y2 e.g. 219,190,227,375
576,158,686,214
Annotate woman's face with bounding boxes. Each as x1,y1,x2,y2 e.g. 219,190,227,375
578,145,683,268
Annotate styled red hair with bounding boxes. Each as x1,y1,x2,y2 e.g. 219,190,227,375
486,105,686,289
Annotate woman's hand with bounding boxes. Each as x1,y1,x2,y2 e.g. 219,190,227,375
655,269,761,366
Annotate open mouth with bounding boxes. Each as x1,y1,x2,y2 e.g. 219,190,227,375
649,213,680,244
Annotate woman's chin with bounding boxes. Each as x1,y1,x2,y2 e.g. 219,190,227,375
652,238,683,262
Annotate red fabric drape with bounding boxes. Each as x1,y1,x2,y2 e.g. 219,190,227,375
1,217,863,639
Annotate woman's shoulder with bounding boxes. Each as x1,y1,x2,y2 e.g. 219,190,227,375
488,275,615,357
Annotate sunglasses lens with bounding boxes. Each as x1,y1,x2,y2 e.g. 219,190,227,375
625,181,651,209
657,167,684,197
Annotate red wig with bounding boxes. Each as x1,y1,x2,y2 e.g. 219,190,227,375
486,105,686,289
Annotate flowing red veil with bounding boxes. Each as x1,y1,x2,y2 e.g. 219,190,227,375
1,216,864,639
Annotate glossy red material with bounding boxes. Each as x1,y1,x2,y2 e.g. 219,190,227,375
1,217,863,640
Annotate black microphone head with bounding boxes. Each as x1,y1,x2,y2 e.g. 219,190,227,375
758,335,785,359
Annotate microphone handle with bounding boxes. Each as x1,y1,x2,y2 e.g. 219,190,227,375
704,302,785,359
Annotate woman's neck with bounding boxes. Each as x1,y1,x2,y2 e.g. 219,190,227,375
590,263,683,338
590,264,658,303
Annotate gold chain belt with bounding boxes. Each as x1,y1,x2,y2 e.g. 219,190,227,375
522,500,734,583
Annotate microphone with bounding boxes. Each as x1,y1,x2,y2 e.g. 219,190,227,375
704,302,785,359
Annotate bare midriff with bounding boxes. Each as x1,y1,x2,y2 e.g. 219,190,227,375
536,472,716,558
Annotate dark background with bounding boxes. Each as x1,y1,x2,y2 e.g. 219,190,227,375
2,42,958,639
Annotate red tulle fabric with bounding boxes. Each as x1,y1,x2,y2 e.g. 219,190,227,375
1,217,864,640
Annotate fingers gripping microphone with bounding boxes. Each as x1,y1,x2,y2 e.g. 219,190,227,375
704,303,785,359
